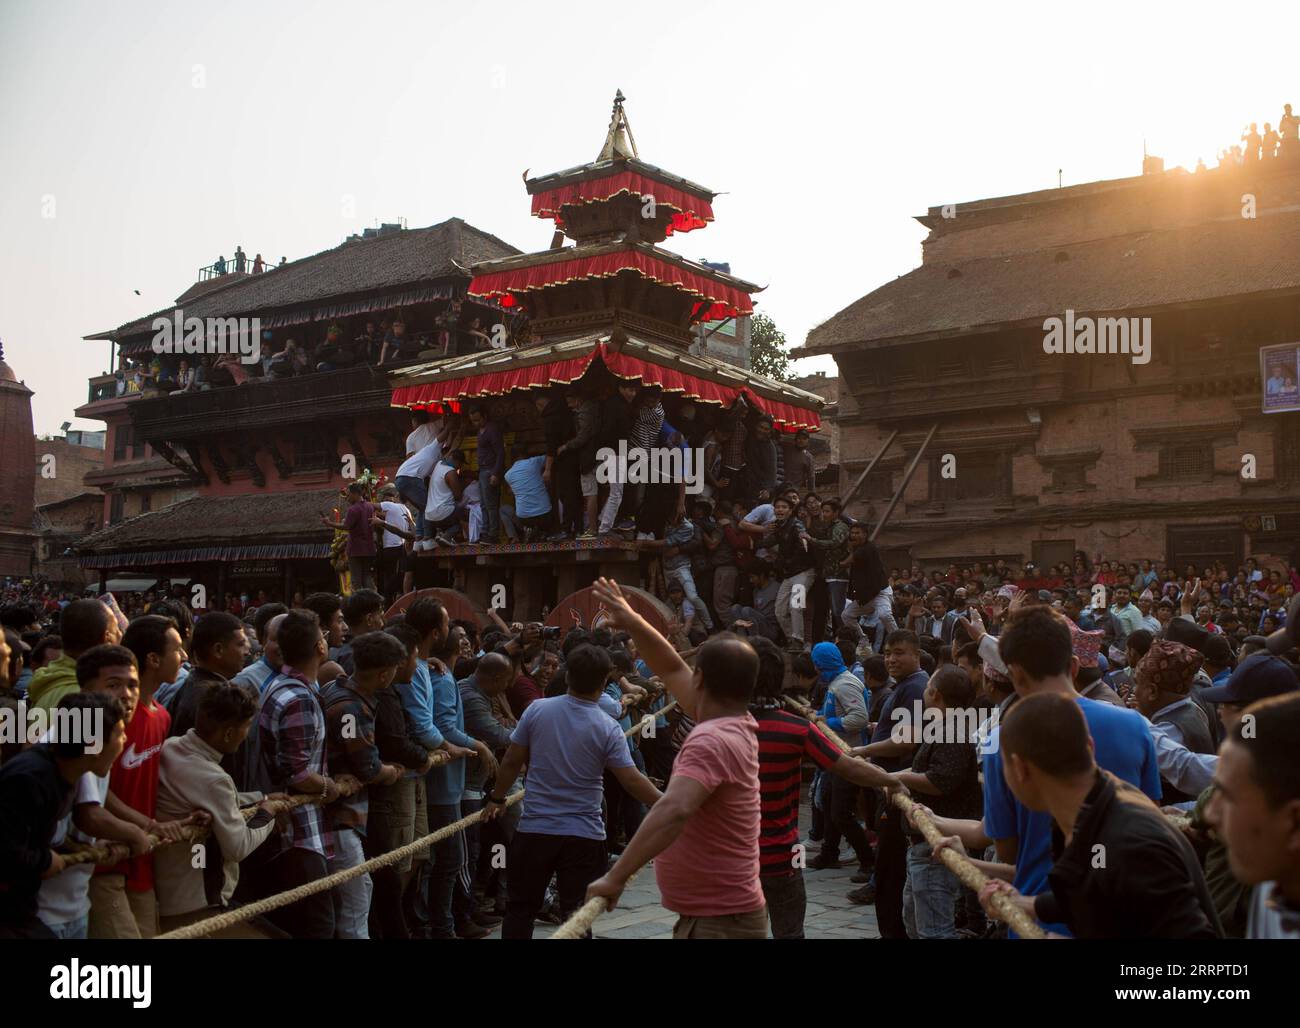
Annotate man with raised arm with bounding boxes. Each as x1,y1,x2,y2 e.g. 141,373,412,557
583,578,768,938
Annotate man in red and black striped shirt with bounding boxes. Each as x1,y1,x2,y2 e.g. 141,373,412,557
749,637,901,938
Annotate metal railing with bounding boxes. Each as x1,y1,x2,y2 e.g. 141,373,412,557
198,252,272,281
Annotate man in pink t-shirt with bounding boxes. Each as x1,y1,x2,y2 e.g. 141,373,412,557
586,578,768,939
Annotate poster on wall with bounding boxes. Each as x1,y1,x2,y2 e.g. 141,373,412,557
1260,342,1300,414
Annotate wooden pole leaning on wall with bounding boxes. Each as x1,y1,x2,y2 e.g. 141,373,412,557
838,429,899,511
870,422,939,543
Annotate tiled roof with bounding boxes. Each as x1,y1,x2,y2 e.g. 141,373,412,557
803,209,1300,353
102,218,520,339
78,487,339,553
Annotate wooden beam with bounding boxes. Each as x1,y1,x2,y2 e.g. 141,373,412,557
871,423,938,542
840,429,899,510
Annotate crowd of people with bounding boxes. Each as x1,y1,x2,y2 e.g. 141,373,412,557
113,300,514,397
380,387,820,563
0,577,75,620
1213,103,1300,168
0,545,1296,940
4,389,1298,942
0,585,676,939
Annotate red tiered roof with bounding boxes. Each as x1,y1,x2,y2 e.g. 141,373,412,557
389,336,823,433
468,247,753,321
530,169,714,236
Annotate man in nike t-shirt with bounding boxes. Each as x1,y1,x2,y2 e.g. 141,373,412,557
90,615,190,938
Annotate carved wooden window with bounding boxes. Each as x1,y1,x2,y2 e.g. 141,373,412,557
1158,442,1213,480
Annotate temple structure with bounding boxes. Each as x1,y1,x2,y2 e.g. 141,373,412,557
74,95,824,621
388,93,824,618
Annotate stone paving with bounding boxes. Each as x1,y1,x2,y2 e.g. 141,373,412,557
490,791,881,940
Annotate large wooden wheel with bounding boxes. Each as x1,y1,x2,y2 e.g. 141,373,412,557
385,587,490,629
545,584,675,636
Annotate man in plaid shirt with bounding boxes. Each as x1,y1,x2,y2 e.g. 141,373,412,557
256,609,340,938
320,632,407,938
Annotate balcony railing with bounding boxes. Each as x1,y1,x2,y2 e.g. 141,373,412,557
198,252,274,280
87,373,118,404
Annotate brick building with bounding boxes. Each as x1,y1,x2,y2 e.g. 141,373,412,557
0,346,36,577
33,432,105,586
800,155,1300,574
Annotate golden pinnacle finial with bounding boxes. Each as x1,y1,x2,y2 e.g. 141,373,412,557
598,89,638,162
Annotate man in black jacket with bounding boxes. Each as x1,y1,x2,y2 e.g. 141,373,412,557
979,691,1222,938
0,693,127,938
840,522,896,654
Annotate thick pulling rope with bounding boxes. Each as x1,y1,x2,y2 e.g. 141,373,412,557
56,750,458,873
159,696,675,939
783,697,1047,939
158,792,525,939
551,882,628,939
56,773,369,870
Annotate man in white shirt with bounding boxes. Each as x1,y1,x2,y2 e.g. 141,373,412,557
156,684,281,929
405,410,439,457
738,500,777,560
426,450,467,547
1136,593,1162,633
395,436,444,550
376,484,416,598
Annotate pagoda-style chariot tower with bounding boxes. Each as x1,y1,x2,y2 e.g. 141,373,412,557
387,93,823,620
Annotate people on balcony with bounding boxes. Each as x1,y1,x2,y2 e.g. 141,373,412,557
378,318,422,365
315,325,356,372
113,298,504,397
465,317,493,351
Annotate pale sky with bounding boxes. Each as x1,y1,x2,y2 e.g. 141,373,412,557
2,0,1294,433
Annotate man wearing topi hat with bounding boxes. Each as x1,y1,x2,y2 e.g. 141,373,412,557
1066,619,1124,708
1132,640,1217,805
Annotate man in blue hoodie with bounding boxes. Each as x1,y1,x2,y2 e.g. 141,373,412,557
808,643,873,876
